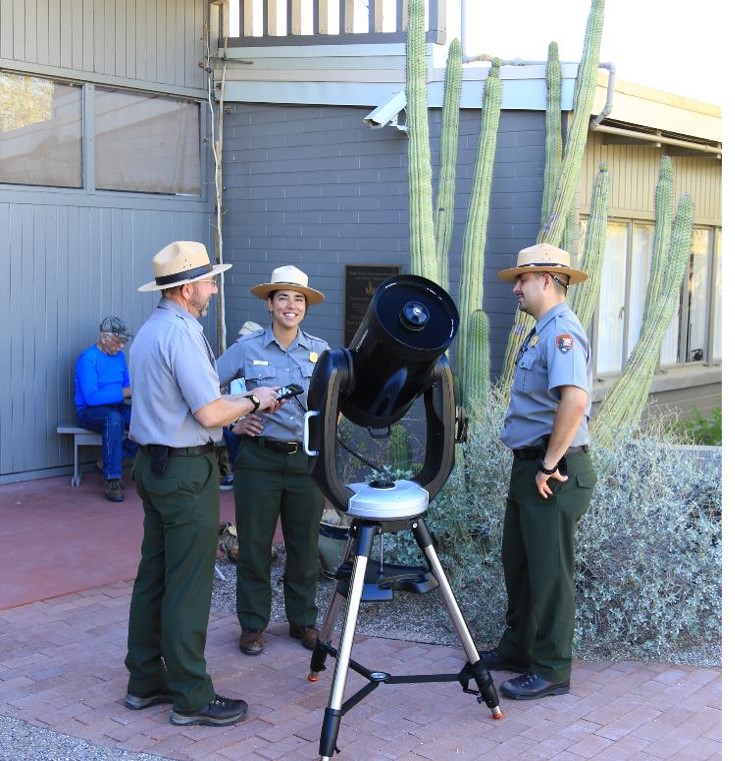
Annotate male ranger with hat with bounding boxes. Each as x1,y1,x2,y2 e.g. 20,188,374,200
482,243,597,700
217,265,329,657
123,241,280,727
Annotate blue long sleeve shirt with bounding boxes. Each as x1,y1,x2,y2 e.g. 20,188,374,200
74,344,130,411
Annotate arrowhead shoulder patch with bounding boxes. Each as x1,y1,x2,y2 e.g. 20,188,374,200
556,333,574,353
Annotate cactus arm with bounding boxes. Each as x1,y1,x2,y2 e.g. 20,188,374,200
456,58,502,398
464,309,491,413
538,0,606,246
569,163,610,331
541,41,563,225
406,0,438,282
642,155,674,323
591,194,694,450
434,38,463,293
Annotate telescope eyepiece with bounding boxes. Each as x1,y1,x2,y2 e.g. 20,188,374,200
400,300,430,331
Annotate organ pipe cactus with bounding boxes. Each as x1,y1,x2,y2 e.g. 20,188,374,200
464,309,491,413
642,155,674,323
538,0,605,245
405,0,438,283
591,193,695,451
456,59,502,403
388,423,413,471
501,0,605,389
541,41,562,226
434,38,463,293
568,163,610,332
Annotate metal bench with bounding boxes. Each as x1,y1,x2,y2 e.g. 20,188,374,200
56,422,102,486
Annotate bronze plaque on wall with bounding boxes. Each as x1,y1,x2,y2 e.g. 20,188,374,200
344,264,401,346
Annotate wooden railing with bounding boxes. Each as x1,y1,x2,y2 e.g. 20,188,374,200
220,0,446,47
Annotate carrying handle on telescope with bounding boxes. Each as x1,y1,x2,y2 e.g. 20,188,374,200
302,410,320,456
413,356,457,501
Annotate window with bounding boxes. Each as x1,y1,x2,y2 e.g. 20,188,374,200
95,89,200,195
0,73,82,188
0,73,202,196
583,218,722,374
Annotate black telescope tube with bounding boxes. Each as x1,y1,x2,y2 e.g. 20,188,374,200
342,275,458,429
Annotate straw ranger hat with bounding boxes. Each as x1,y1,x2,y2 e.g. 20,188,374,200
497,242,588,284
250,265,325,305
138,241,232,292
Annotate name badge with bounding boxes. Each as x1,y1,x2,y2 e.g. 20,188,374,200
253,360,268,366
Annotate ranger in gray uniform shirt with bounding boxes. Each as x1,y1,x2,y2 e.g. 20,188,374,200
482,243,597,701
217,265,329,657
123,241,280,728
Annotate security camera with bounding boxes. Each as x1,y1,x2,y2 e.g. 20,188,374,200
363,91,407,130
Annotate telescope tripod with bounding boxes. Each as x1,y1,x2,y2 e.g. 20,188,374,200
308,515,503,761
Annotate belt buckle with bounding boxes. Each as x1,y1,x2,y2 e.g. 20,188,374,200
283,442,299,455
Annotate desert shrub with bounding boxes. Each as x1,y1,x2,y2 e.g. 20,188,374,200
665,406,722,446
381,393,721,661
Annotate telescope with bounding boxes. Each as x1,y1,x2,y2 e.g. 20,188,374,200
303,274,502,761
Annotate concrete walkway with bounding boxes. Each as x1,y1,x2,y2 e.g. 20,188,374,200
0,473,724,760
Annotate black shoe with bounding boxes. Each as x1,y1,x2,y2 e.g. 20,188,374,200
170,694,248,726
479,648,526,673
124,688,175,710
500,672,570,700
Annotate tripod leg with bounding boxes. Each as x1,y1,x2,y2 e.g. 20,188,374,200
412,518,503,719
309,532,355,681
319,523,376,760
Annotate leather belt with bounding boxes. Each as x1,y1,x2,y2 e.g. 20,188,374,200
141,442,215,457
513,444,588,461
252,437,301,455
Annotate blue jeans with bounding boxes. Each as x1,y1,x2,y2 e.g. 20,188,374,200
222,427,241,469
77,403,138,480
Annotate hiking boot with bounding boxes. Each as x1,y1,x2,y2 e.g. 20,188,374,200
239,628,263,656
479,647,527,673
500,672,570,700
170,694,248,726
104,479,124,503
289,624,319,650
125,688,175,710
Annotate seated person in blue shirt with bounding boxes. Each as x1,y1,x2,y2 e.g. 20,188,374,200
75,316,139,502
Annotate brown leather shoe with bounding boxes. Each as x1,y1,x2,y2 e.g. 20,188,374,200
289,624,319,650
239,628,263,656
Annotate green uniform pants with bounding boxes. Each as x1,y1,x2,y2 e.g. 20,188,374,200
125,449,219,713
498,450,596,682
233,438,324,632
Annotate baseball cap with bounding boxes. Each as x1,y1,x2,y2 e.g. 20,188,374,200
100,316,133,340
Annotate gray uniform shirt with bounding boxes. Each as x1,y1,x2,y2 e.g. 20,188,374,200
217,325,329,442
501,302,592,450
129,298,222,447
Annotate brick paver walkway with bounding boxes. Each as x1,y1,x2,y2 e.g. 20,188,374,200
0,581,722,760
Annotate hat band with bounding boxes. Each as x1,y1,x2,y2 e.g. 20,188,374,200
519,262,567,269
155,263,213,286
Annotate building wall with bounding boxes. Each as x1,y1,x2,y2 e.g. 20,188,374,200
0,0,214,482
0,0,207,95
220,102,547,368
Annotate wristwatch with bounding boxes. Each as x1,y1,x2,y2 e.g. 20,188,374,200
245,393,260,413
537,459,559,475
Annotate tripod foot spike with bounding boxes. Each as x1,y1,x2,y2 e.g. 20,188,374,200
492,706,503,719
308,672,319,682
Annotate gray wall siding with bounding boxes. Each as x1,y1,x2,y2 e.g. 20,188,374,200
0,0,208,95
220,103,546,366
0,198,212,480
